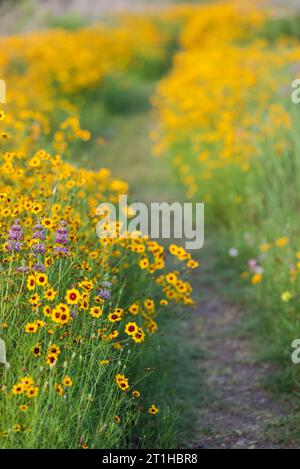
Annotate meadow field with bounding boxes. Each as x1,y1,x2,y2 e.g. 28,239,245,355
1,0,300,451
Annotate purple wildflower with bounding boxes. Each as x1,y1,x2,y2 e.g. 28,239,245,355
33,223,45,240
7,219,23,251
31,222,46,254
54,220,69,255
54,246,69,255
101,281,112,288
33,263,46,272
97,289,111,300
33,243,46,254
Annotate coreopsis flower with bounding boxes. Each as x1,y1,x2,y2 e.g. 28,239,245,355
108,311,122,323
139,258,149,269
42,218,53,229
24,323,38,333
46,353,57,367
260,243,271,252
166,273,177,284
13,424,22,433
12,384,25,395
35,272,48,287
32,344,42,357
27,274,36,291
169,244,179,256
144,299,154,311
44,288,57,301
62,376,73,387
51,305,71,325
20,377,33,388
251,273,262,285
26,386,39,398
19,405,28,412
125,322,138,336
132,328,145,343
55,384,64,395
281,291,292,302
275,237,289,248
90,306,102,318
115,374,129,391
148,404,159,415
187,259,199,269
65,288,80,305
100,359,110,366
108,330,119,340
129,303,139,315
79,280,93,292
49,344,61,356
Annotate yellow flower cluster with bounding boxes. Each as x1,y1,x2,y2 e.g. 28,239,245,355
0,8,201,446
152,1,300,202
0,13,176,147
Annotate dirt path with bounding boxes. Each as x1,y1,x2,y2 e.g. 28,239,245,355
41,0,171,16
188,249,296,449
0,0,171,36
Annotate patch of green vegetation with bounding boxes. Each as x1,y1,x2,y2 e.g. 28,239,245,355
263,409,300,447
257,14,300,42
100,74,151,115
42,12,88,30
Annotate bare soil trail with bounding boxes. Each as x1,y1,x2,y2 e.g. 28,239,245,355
0,0,171,35
43,0,171,16
186,243,297,449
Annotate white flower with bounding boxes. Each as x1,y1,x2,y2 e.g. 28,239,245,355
229,247,239,257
